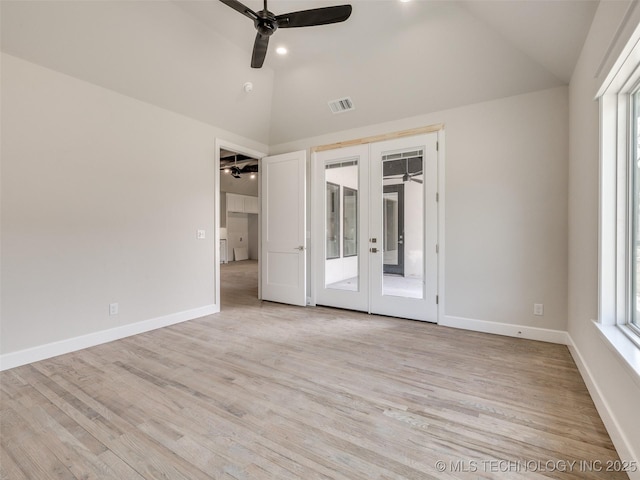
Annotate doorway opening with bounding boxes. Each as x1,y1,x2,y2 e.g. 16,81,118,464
218,147,261,307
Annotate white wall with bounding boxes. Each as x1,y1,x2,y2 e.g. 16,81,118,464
224,193,259,261
0,53,267,363
220,193,227,228
272,86,569,335
248,214,259,260
227,212,249,261
220,174,259,198
568,1,640,472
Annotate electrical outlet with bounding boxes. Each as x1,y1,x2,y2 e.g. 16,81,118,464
533,303,544,316
109,303,119,316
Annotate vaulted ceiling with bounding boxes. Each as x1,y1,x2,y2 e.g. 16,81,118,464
1,0,598,146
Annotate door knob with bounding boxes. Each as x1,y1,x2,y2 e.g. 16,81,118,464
295,246,305,251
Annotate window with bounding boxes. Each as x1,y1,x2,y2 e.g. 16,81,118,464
326,182,340,259
343,187,357,257
597,27,640,348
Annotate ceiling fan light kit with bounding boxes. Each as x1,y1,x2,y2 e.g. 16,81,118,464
219,0,353,68
221,152,259,179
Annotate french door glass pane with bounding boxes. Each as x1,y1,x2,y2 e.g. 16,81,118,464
325,160,359,290
381,151,424,299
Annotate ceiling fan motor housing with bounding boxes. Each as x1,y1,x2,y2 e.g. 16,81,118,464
255,11,278,36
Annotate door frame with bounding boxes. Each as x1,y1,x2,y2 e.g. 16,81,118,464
436,130,446,324
214,138,267,310
382,183,405,276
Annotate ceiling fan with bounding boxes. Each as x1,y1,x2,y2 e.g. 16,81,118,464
401,172,423,184
219,0,353,68
221,155,259,179
386,158,423,184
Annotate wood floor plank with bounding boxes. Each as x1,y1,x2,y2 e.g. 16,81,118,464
0,406,75,480
0,444,29,480
4,395,120,480
136,321,615,474
0,260,628,479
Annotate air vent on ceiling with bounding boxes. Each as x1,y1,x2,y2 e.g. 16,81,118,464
328,97,355,114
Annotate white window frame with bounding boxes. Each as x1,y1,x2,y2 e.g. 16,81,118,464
629,86,640,340
597,25,640,376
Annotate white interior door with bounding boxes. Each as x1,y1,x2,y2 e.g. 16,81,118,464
313,145,369,311
369,134,438,322
261,150,307,306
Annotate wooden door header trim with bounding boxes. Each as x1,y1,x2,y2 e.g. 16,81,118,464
311,124,444,153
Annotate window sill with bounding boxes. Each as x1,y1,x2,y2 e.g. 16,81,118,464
594,320,640,388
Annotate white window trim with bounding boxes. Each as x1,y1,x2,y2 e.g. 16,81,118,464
597,22,640,382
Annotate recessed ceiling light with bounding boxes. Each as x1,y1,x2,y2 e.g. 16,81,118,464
276,46,288,55
399,0,411,2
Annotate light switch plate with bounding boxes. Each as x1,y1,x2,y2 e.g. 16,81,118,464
533,303,544,316
197,230,206,239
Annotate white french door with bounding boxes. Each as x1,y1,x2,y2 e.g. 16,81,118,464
314,145,370,312
369,135,438,321
313,133,439,322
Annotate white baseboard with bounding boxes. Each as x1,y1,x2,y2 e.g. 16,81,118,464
439,315,570,344
0,304,220,372
567,334,640,480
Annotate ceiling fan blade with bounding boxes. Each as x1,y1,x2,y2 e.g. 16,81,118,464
219,0,257,21
276,5,352,28
251,33,269,68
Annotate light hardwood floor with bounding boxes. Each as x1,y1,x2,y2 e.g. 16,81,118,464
0,260,627,479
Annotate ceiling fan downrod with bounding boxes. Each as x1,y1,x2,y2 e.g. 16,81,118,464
255,0,278,37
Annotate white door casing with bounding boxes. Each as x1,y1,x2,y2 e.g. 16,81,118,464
261,150,307,306
215,138,267,308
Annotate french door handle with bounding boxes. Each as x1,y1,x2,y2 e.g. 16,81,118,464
295,246,305,251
